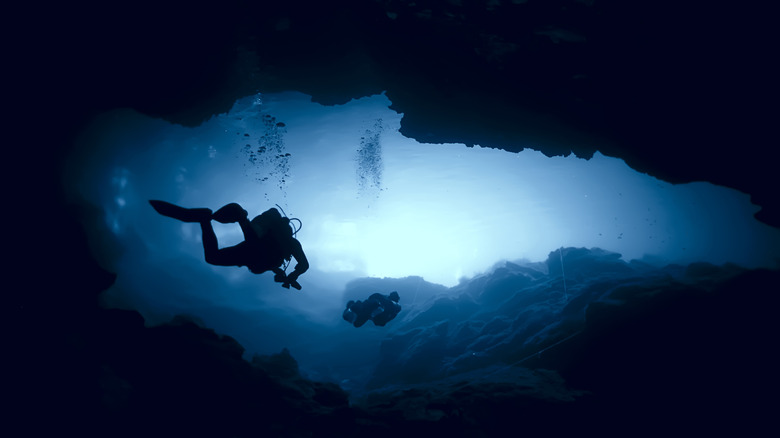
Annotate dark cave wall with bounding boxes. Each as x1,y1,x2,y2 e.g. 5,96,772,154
9,3,778,436
14,213,776,437
20,0,778,227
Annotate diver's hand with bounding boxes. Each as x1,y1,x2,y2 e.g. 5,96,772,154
282,280,301,290
273,272,287,283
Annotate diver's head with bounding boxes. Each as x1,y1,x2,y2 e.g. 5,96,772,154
389,291,400,302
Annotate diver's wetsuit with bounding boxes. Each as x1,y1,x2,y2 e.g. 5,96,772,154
151,200,308,286
343,292,401,327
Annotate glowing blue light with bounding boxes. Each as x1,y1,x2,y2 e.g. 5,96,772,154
67,92,780,294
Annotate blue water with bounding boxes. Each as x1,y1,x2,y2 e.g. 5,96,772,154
64,91,780,354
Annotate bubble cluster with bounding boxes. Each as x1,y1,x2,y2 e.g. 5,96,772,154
239,113,290,201
355,118,384,199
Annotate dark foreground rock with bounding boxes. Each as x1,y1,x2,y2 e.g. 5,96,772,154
11,211,777,436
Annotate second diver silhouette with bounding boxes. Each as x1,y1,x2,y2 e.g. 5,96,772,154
343,291,401,327
149,200,309,290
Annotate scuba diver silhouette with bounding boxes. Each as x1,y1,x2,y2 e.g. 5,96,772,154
343,291,401,327
149,200,308,290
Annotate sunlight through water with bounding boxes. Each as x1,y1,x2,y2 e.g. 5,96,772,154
68,92,780,291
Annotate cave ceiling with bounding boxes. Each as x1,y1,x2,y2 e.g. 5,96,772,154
27,0,778,227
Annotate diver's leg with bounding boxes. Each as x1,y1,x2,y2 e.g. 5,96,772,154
201,220,220,264
213,203,262,246
212,203,248,224
201,221,248,267
238,217,262,246
212,203,264,247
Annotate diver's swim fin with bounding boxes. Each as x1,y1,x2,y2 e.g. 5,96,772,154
149,200,212,223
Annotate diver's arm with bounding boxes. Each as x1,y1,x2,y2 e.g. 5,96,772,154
286,239,309,281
